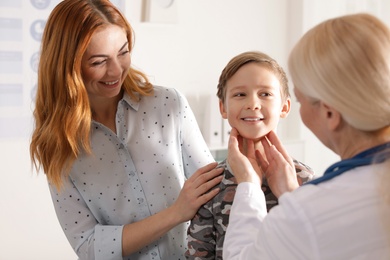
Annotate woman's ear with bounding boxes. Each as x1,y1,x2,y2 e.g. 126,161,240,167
322,102,342,131
280,98,291,118
219,99,228,119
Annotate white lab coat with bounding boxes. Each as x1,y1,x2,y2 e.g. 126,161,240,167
223,163,390,260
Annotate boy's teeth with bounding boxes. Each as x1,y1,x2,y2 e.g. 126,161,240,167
243,118,261,121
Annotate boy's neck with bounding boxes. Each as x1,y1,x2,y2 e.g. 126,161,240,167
253,138,267,163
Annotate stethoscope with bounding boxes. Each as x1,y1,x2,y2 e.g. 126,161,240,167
306,142,390,185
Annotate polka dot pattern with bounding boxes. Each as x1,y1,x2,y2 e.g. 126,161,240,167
49,86,214,259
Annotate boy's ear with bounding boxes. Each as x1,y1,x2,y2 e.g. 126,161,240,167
280,98,291,118
219,99,228,119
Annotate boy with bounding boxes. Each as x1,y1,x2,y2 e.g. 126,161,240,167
185,51,314,259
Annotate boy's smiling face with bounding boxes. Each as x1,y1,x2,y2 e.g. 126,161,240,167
220,62,290,141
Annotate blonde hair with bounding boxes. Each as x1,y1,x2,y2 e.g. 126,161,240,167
289,13,390,238
217,51,289,104
288,13,390,131
30,0,153,190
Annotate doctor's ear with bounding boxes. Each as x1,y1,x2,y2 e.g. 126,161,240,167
322,102,342,131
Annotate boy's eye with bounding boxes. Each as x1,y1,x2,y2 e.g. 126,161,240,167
260,92,272,97
120,50,130,56
233,92,246,97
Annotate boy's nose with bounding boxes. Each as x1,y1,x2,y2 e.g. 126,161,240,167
246,96,260,110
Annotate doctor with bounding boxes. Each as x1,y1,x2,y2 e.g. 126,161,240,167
223,13,390,259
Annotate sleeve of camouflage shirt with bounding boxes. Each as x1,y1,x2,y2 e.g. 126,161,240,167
293,158,315,185
185,189,218,259
185,160,234,260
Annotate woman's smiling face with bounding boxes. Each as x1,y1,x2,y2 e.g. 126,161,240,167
81,24,130,101
220,62,290,141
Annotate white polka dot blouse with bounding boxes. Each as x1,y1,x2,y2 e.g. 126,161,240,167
49,86,215,260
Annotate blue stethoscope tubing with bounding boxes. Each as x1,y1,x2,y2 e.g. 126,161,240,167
306,142,390,185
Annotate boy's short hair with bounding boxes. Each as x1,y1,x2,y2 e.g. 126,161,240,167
217,51,290,104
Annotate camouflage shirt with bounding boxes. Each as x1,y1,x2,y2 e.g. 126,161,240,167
185,159,314,260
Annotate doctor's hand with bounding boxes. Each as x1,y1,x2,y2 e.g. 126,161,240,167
257,130,299,198
227,128,262,185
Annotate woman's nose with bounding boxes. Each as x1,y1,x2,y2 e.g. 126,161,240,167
107,59,122,76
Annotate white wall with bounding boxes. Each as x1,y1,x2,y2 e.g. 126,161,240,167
1,140,75,259
129,0,289,98
1,0,389,259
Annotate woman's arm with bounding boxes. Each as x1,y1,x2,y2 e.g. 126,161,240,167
176,88,216,177
120,88,224,256
49,162,223,259
122,162,223,256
